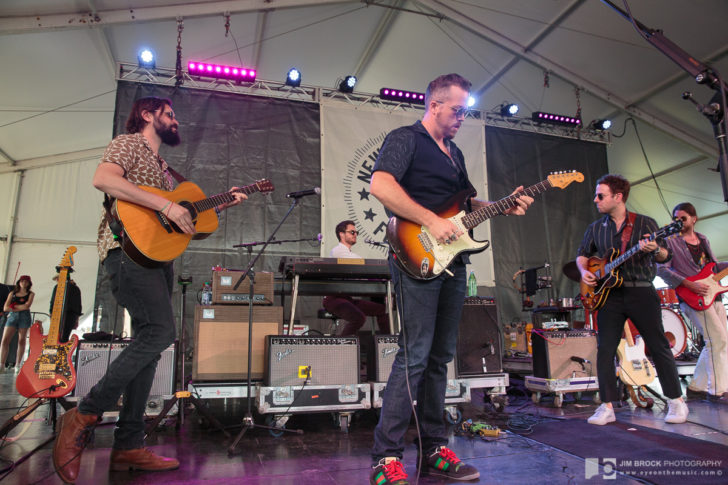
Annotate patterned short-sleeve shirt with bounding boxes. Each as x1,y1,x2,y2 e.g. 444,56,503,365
96,133,175,262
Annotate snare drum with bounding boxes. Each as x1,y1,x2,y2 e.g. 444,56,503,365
624,308,688,358
657,288,678,306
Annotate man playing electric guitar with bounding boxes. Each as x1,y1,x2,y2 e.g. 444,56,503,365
52,97,246,484
657,202,728,404
576,174,687,425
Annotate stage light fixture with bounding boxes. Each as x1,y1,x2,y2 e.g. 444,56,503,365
467,96,476,108
187,61,257,82
339,75,357,93
590,119,612,130
500,103,519,117
286,68,301,87
137,48,156,69
531,111,582,127
379,87,426,105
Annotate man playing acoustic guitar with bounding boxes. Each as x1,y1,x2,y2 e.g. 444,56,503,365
657,202,728,404
576,174,687,425
52,97,246,483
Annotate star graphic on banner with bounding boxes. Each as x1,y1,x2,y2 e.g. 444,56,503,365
363,208,376,221
357,188,370,200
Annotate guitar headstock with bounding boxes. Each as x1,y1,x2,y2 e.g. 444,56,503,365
659,219,683,238
57,246,77,272
548,170,584,189
254,179,275,194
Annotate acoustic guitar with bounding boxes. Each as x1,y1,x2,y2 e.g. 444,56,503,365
16,247,79,399
386,171,584,280
579,220,682,311
675,262,728,311
115,179,274,267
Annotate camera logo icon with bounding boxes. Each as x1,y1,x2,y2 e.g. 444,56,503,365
585,457,617,479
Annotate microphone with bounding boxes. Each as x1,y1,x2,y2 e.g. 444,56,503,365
286,187,321,198
316,233,323,245
365,239,387,247
570,356,590,364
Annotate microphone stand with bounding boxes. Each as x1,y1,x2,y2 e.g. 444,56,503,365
600,0,728,202
227,197,306,455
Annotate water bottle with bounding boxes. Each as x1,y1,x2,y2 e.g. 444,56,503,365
467,271,477,297
201,282,212,305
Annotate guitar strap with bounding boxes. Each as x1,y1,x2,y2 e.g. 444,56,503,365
620,211,637,254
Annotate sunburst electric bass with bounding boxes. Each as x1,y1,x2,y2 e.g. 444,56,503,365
115,179,274,267
580,220,682,311
386,171,584,280
16,247,79,399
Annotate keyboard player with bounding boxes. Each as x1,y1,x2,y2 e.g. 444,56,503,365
323,220,390,336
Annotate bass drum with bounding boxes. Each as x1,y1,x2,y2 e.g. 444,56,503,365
625,308,688,358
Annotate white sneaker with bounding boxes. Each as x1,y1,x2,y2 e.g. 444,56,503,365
587,403,616,425
665,399,689,424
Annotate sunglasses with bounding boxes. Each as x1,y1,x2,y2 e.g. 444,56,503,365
345,230,359,235
434,100,468,118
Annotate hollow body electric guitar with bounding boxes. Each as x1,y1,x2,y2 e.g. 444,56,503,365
580,220,682,311
16,247,79,399
675,262,728,311
115,179,274,267
386,171,584,280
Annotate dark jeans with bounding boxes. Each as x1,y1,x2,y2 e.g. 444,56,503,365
596,285,682,402
371,258,466,463
79,249,176,449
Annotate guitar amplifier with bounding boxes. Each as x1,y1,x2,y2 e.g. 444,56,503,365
368,334,456,382
212,270,274,305
456,299,502,376
72,341,175,397
531,329,598,379
266,336,359,386
193,305,282,381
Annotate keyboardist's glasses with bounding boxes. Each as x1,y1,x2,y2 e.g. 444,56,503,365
345,230,359,235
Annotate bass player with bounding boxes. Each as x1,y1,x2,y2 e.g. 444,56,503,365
657,202,728,404
576,174,687,425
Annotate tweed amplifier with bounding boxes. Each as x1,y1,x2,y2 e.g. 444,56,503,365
72,341,175,397
368,334,456,382
193,305,282,381
266,336,359,386
456,299,502,376
212,270,274,305
531,329,598,379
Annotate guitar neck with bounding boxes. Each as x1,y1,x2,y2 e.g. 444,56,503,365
191,184,260,214
605,243,643,274
713,266,728,282
47,268,69,346
462,179,553,230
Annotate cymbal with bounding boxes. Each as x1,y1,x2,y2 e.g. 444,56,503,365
562,261,581,282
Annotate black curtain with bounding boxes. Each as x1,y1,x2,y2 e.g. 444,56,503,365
485,127,608,326
94,81,321,342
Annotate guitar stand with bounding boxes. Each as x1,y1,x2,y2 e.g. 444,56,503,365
145,281,230,440
0,396,73,473
227,197,306,456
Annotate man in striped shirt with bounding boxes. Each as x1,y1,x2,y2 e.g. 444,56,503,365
576,174,688,425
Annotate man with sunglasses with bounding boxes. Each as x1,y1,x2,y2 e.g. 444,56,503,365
368,74,532,485
323,220,390,336
576,174,688,426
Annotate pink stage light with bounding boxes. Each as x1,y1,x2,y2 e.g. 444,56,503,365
188,61,257,82
532,111,582,126
379,87,426,105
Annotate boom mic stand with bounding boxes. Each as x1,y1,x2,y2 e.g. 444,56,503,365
227,197,306,455
145,276,230,440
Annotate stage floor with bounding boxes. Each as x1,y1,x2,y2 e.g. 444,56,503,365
1,369,726,484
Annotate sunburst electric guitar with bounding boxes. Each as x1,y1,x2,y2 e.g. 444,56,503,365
675,262,728,311
115,179,274,267
16,247,79,399
580,220,682,311
386,171,584,280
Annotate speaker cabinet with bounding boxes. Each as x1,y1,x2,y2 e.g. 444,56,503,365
368,334,456,382
266,336,359,386
531,329,597,379
193,305,282,381
73,341,175,397
456,299,502,376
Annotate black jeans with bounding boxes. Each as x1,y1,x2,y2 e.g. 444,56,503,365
79,249,176,449
596,286,681,402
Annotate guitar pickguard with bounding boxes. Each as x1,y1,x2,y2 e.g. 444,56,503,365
34,339,73,380
416,211,488,277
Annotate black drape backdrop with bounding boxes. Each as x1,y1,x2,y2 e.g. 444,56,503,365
486,127,608,327
94,81,321,344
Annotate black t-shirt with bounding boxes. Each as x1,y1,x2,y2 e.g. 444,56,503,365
373,120,474,215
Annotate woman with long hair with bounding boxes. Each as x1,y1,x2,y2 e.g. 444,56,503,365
0,275,35,370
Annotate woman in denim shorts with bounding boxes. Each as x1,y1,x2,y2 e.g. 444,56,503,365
1,275,35,369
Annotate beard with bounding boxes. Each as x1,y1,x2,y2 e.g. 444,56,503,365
155,119,181,146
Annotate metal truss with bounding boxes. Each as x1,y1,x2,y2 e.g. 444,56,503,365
118,62,609,143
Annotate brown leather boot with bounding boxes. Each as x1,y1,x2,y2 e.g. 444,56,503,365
110,448,180,472
52,407,100,484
